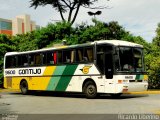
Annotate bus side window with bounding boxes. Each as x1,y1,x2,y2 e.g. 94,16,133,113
76,48,83,62
34,53,42,65
46,52,54,65
57,51,62,64
84,47,94,62
17,55,22,67
21,55,28,67
46,51,57,65
63,50,71,63
5,56,17,68
42,53,46,65
29,54,34,66
71,50,75,63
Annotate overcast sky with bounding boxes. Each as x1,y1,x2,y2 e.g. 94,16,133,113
0,0,160,42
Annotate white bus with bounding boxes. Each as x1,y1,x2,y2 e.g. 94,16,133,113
4,40,148,98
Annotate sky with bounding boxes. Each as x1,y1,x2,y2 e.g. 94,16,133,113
0,0,160,43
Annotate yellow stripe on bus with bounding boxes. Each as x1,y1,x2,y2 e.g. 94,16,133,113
30,66,57,90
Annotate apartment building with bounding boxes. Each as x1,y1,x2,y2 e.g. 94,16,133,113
0,14,40,36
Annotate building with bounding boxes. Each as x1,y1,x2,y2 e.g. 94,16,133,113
0,14,40,36
0,18,12,35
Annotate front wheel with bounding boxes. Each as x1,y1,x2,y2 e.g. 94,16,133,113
83,81,97,99
20,80,29,95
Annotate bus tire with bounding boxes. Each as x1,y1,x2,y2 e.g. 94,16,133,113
83,81,97,99
20,80,29,95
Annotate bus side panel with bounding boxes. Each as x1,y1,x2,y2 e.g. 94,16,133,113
4,77,29,90
65,64,105,93
26,77,51,90
3,77,8,89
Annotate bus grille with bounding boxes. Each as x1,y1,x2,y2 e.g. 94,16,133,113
6,77,12,88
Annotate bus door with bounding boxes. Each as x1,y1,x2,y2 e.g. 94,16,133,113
97,44,113,92
104,48,114,93
105,53,113,79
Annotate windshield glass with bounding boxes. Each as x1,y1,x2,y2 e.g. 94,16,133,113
115,47,144,72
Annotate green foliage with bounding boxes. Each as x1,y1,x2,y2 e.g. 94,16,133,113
12,32,38,51
35,22,72,48
146,54,160,89
145,23,160,89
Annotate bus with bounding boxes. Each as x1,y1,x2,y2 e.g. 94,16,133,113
3,40,148,98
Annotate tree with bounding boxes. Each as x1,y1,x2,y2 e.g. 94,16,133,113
30,0,107,25
145,23,160,89
153,23,160,46
12,32,38,51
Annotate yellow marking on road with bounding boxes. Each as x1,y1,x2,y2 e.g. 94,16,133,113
124,90,160,94
0,89,20,93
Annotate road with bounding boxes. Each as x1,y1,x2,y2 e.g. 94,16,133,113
0,91,160,120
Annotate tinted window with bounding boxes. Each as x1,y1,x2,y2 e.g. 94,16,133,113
97,45,113,74
75,47,94,63
63,50,75,63
29,53,42,66
84,47,94,62
42,53,46,65
57,51,62,64
46,52,53,65
21,54,28,66
5,56,17,68
76,48,84,62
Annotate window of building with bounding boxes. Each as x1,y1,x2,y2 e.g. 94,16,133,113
0,21,12,30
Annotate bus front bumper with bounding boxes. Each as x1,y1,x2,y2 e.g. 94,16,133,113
115,82,148,93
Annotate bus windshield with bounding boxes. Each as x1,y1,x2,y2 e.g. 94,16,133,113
115,47,144,72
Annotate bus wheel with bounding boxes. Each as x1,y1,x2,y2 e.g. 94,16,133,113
20,80,28,95
83,81,97,99
110,93,122,98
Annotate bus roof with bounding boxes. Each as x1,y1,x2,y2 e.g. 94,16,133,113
5,40,143,56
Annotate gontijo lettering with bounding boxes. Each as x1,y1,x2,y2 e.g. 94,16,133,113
19,68,41,75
